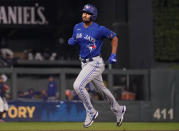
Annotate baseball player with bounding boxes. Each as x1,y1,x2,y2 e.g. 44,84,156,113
0,74,9,122
68,4,126,128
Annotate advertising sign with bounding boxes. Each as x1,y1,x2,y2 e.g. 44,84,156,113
3,101,85,121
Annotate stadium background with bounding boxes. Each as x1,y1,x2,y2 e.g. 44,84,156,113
0,0,179,123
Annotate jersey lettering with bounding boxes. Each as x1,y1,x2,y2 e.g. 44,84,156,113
76,33,82,39
84,35,96,43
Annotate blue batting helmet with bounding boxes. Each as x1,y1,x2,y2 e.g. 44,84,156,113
82,4,97,21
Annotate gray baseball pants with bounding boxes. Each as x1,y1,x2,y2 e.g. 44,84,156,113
73,56,120,115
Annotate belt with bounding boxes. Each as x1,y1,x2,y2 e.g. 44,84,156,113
80,55,100,63
80,57,93,63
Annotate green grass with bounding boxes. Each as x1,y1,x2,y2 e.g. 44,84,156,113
0,122,179,130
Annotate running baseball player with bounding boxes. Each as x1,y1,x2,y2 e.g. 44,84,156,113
0,74,9,122
68,4,126,128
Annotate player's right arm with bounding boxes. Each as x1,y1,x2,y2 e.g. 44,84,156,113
68,37,76,45
68,25,77,45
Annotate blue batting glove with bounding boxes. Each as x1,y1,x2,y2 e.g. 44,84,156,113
108,53,117,64
68,38,76,45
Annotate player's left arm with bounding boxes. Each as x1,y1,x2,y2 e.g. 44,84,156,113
100,26,119,64
111,36,118,55
108,36,118,64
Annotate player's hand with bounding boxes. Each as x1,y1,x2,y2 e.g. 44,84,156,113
68,38,76,45
108,53,117,64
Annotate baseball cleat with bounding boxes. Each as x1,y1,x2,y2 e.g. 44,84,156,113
117,105,126,127
83,111,98,128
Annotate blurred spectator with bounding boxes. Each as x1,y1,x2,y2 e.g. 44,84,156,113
17,91,24,98
0,48,15,67
41,89,48,101
24,49,34,60
35,52,43,61
49,52,57,61
46,76,57,101
19,88,42,100
24,88,35,99
17,89,44,100
0,74,9,122
28,52,34,60
65,89,73,100
24,49,58,61
65,89,79,101
0,48,14,59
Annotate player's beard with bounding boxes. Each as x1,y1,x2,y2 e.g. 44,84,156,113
83,20,91,25
82,17,91,24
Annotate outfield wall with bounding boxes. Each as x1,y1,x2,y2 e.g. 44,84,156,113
1,68,179,122
3,101,152,122
2,99,177,122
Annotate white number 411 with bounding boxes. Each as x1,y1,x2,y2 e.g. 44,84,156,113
153,108,174,120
